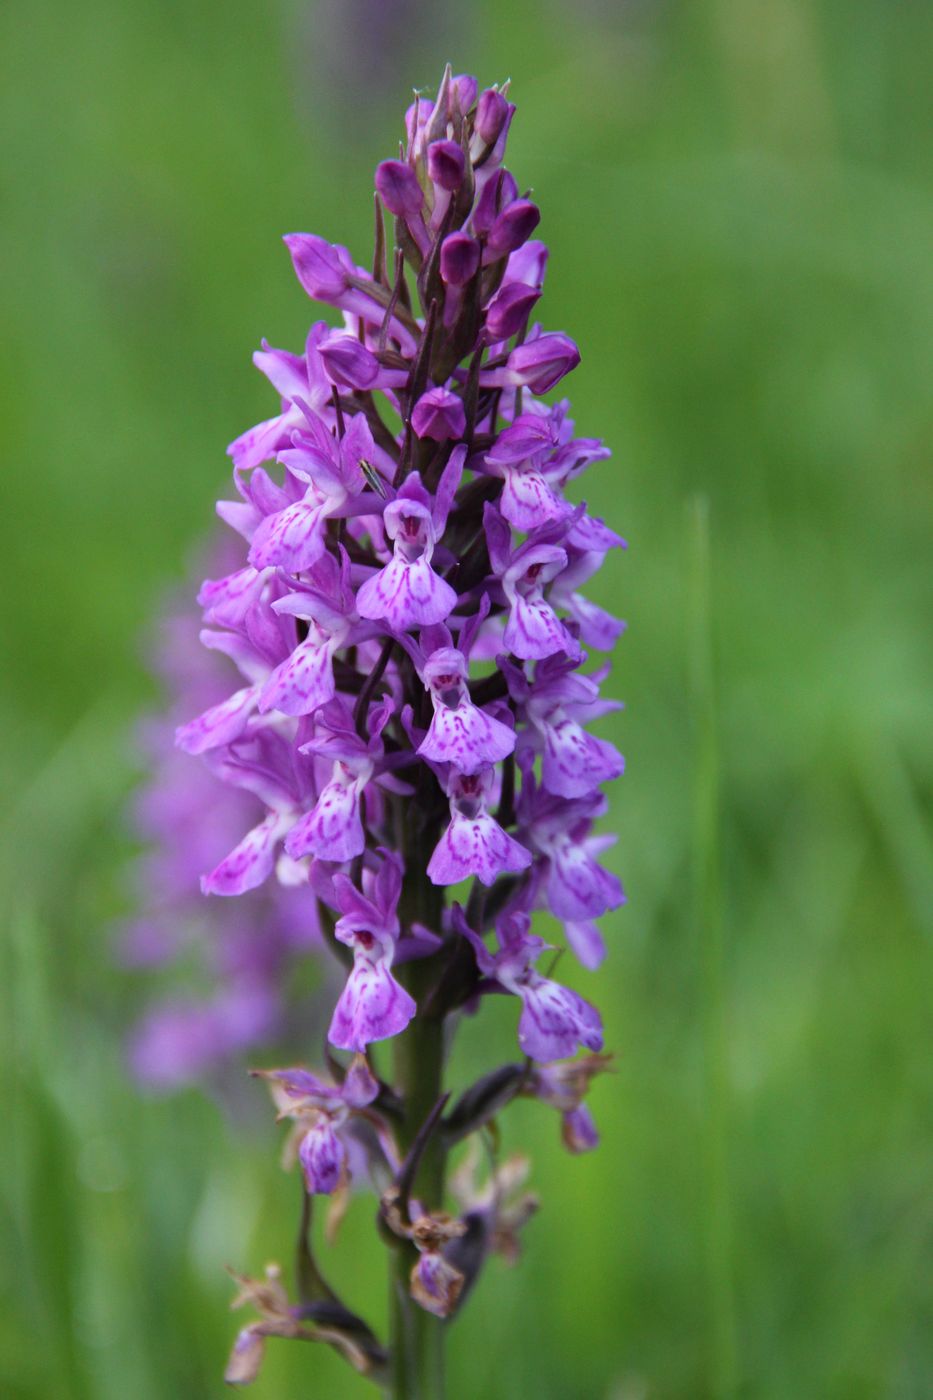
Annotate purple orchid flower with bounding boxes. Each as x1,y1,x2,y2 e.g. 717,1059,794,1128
328,851,417,1052
166,68,630,1381
453,906,603,1062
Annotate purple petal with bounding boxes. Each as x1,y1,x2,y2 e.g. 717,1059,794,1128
418,703,515,774
546,842,624,921
428,812,531,887
499,467,566,532
201,812,284,896
504,596,574,661
298,1118,345,1194
258,635,336,718
248,499,327,572
328,956,416,1052
175,685,259,755
540,720,624,798
284,778,365,863
356,557,457,630
517,977,603,1061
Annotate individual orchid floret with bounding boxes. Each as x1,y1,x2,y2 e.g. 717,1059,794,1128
256,1061,383,1194
284,233,418,354
227,324,333,473
523,1052,613,1154
382,1192,468,1320
409,1216,468,1319
428,767,531,888
410,387,466,442
520,777,625,925
480,331,580,394
356,460,463,631
548,512,627,651
484,280,542,344
257,552,354,718
328,852,416,1052
484,504,579,661
448,1145,539,1270
197,728,311,897
285,697,394,863
439,231,481,287
417,645,515,773
483,413,568,531
375,159,431,256
248,410,377,573
503,653,624,799
454,907,603,1061
318,332,409,392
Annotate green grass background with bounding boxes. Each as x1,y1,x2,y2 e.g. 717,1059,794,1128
2,0,932,1395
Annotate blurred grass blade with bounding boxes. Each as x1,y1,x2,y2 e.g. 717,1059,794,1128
687,496,738,1398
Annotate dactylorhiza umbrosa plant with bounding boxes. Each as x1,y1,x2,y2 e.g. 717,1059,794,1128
172,67,626,1396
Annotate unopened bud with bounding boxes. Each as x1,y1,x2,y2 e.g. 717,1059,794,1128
475,88,510,146
375,159,424,219
487,200,541,259
440,232,481,286
411,387,467,442
507,332,580,393
485,281,541,341
428,139,466,192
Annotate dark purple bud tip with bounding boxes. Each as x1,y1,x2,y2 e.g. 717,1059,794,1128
283,233,348,300
475,88,510,145
440,232,481,287
411,386,467,442
375,159,424,219
319,335,380,390
452,74,479,115
487,200,541,259
473,169,519,235
484,281,542,342
509,332,581,393
428,140,467,192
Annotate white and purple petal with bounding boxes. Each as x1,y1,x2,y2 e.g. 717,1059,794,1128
427,812,531,887
328,954,417,1052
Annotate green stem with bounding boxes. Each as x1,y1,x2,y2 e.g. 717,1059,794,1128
387,862,448,1400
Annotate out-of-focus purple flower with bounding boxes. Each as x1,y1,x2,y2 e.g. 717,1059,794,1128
118,571,321,1093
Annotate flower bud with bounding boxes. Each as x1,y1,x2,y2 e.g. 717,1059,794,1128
440,232,481,286
225,1327,266,1386
451,73,479,115
427,139,466,192
486,200,541,259
319,334,381,390
475,88,510,145
343,1053,380,1107
283,233,348,300
484,281,541,342
473,169,519,235
411,387,467,442
507,332,581,393
298,1118,345,1194
375,159,424,219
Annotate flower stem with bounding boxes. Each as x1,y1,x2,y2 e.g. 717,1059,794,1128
388,1012,447,1399
388,859,448,1400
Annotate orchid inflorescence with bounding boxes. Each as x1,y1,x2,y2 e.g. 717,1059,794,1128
172,65,626,1390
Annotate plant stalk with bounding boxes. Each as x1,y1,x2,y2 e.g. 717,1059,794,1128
387,859,448,1400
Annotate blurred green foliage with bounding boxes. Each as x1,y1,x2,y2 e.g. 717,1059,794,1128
2,0,932,1395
